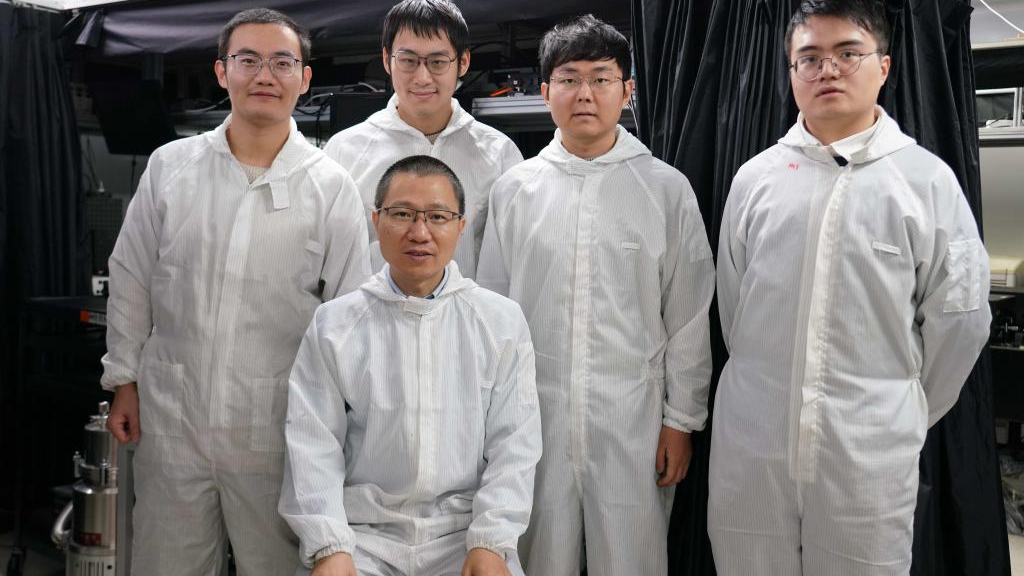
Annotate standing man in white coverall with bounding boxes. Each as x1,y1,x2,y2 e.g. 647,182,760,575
710,1,991,574
323,0,523,277
102,9,371,575
477,15,715,576
279,155,541,576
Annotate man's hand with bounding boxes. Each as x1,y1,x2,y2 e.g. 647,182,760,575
655,426,692,487
107,383,141,443
461,548,511,576
311,552,357,576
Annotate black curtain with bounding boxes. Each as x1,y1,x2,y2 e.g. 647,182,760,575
0,2,88,516
632,0,1009,574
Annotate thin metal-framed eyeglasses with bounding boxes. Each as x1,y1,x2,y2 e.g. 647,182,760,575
390,50,458,75
222,53,303,77
378,206,464,228
547,74,624,93
790,51,880,82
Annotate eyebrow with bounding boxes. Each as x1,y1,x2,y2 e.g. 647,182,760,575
393,48,453,58
386,200,458,211
795,39,866,54
232,47,298,58
555,64,614,74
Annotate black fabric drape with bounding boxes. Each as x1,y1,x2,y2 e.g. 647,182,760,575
0,4,87,302
632,0,1008,574
632,2,797,573
0,3,88,509
882,4,1008,575
83,0,628,57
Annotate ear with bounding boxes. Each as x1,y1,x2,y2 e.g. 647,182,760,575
457,49,470,78
457,213,467,235
541,82,550,106
621,78,635,108
215,58,229,90
371,209,381,232
878,53,892,85
300,65,312,95
382,47,392,76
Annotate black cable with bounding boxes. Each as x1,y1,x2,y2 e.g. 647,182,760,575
314,96,327,147
129,156,137,196
181,95,230,114
456,69,489,93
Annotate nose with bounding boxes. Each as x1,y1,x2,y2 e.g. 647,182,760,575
575,80,595,102
254,60,276,83
818,57,841,80
412,60,433,84
406,215,432,241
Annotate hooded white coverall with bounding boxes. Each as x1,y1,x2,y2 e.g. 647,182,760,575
100,116,371,576
477,126,715,576
279,263,541,576
710,109,991,576
323,95,523,277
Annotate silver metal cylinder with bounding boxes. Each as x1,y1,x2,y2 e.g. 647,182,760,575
71,482,117,550
52,401,120,576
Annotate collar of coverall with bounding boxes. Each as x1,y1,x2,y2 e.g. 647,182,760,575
778,105,916,166
208,114,317,180
368,93,473,140
362,261,473,316
540,124,649,176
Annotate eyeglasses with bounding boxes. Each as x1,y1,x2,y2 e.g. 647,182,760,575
378,206,463,228
222,53,303,77
547,74,624,93
790,51,880,82
390,50,458,75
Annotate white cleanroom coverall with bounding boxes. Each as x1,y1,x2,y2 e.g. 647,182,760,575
323,95,523,277
477,125,715,576
101,116,371,576
279,263,541,576
710,109,991,576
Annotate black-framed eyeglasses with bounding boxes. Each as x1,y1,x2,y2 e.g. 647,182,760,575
390,50,458,75
378,206,464,227
790,51,880,82
222,53,303,77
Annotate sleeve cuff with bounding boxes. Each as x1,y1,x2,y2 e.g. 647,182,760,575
466,542,509,560
662,418,695,433
100,377,137,392
662,404,704,433
311,544,353,567
100,357,139,392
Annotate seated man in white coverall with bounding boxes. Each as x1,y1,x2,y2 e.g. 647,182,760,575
710,1,991,574
279,155,542,576
323,0,523,276
477,15,716,576
102,9,370,575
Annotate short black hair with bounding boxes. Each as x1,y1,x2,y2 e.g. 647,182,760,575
382,0,470,61
785,0,890,57
375,155,465,214
539,14,631,83
218,8,311,63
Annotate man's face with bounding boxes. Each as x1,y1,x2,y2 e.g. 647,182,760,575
542,59,633,148
383,28,469,122
788,15,890,130
215,23,312,128
372,173,466,291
